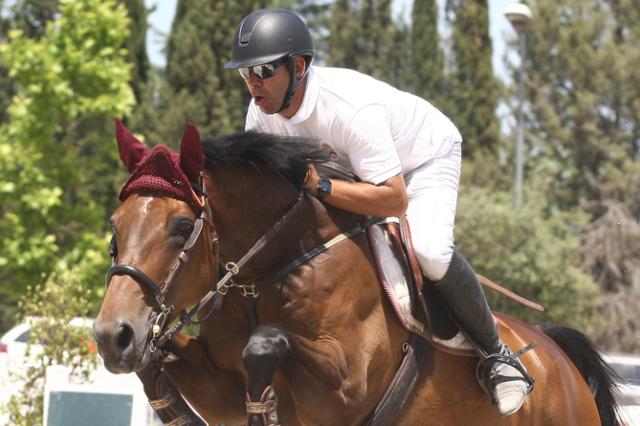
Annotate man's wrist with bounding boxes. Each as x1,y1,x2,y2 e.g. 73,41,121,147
316,178,332,200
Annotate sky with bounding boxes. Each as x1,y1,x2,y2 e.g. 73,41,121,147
144,0,521,82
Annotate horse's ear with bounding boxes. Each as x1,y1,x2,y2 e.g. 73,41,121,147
115,118,148,172
179,123,203,183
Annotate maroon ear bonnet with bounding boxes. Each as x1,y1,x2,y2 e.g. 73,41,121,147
115,119,203,208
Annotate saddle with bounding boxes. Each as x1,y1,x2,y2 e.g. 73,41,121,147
316,161,469,352
367,217,472,353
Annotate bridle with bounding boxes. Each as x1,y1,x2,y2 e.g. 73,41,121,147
104,176,308,353
106,177,379,354
106,175,219,352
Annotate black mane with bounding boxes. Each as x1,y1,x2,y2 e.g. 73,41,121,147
202,131,331,188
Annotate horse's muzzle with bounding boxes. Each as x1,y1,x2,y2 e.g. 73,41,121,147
93,317,150,373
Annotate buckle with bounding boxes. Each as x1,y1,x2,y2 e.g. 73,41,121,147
218,283,230,295
238,284,260,299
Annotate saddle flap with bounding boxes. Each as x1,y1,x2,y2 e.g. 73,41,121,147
368,217,475,355
367,219,425,334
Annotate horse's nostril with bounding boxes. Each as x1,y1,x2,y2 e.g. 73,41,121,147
116,323,134,351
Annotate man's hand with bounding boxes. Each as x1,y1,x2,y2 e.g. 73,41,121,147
303,164,321,195
303,165,408,217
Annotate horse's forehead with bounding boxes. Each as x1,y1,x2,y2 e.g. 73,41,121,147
113,195,193,226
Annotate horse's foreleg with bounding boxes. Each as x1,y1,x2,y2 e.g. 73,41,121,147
137,360,206,425
242,324,292,426
160,332,246,424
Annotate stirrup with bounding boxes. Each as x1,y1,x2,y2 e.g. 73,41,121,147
245,385,280,426
475,342,536,403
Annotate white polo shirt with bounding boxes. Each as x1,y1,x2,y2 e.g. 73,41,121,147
245,66,462,185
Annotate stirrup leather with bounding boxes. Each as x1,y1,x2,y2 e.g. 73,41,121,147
245,385,280,426
475,342,536,403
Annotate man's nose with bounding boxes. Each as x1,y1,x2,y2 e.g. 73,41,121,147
247,73,263,87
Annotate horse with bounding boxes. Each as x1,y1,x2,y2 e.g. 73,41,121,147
93,120,620,426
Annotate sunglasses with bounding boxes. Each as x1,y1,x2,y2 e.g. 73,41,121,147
238,59,288,80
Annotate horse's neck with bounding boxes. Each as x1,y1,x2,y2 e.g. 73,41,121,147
205,166,358,278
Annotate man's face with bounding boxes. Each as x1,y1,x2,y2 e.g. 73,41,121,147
242,62,290,115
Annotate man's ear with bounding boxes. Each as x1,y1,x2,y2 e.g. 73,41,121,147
295,56,307,79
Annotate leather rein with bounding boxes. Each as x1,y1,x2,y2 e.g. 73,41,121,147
106,182,378,354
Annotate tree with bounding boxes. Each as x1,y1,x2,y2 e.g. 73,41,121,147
122,0,150,103
132,0,311,146
327,0,359,70
508,0,640,350
522,0,640,212
0,0,148,122
456,178,601,330
6,0,60,38
0,0,59,124
386,9,412,91
296,0,332,65
446,0,500,157
0,0,135,330
5,273,99,425
411,0,446,109
328,0,408,86
132,0,275,146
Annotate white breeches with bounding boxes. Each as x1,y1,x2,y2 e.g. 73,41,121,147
404,142,462,281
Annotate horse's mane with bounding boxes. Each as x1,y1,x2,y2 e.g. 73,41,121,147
202,131,331,188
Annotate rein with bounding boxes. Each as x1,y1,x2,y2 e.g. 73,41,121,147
150,191,308,348
106,186,379,354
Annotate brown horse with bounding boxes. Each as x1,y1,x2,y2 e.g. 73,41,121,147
94,121,620,426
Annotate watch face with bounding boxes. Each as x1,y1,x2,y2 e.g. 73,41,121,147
317,178,332,199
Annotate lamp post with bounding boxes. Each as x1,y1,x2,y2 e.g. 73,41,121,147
505,3,533,207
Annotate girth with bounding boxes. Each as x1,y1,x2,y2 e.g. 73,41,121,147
363,333,430,426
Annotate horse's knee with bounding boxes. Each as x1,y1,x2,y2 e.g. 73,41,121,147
242,324,291,367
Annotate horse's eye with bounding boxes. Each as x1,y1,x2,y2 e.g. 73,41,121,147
176,220,194,238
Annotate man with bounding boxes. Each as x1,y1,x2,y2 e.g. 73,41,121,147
225,8,533,416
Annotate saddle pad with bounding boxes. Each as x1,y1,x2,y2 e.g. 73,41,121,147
367,222,425,334
368,221,474,354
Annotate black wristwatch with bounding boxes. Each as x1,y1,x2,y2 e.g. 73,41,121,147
316,178,332,200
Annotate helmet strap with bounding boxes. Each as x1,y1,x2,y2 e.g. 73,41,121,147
278,57,310,114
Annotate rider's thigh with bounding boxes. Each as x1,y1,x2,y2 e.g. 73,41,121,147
404,142,461,281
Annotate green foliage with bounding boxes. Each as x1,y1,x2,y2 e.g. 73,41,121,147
523,0,640,212
0,0,134,330
296,0,332,64
410,0,446,109
5,0,60,38
327,0,359,69
447,0,500,157
581,200,640,351
516,0,640,349
4,272,99,425
327,0,409,87
131,0,279,145
456,178,601,330
121,0,150,103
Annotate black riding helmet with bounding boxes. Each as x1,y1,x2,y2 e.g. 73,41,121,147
225,9,315,112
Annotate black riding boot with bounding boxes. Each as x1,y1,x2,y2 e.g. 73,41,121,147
432,249,500,355
431,249,533,416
